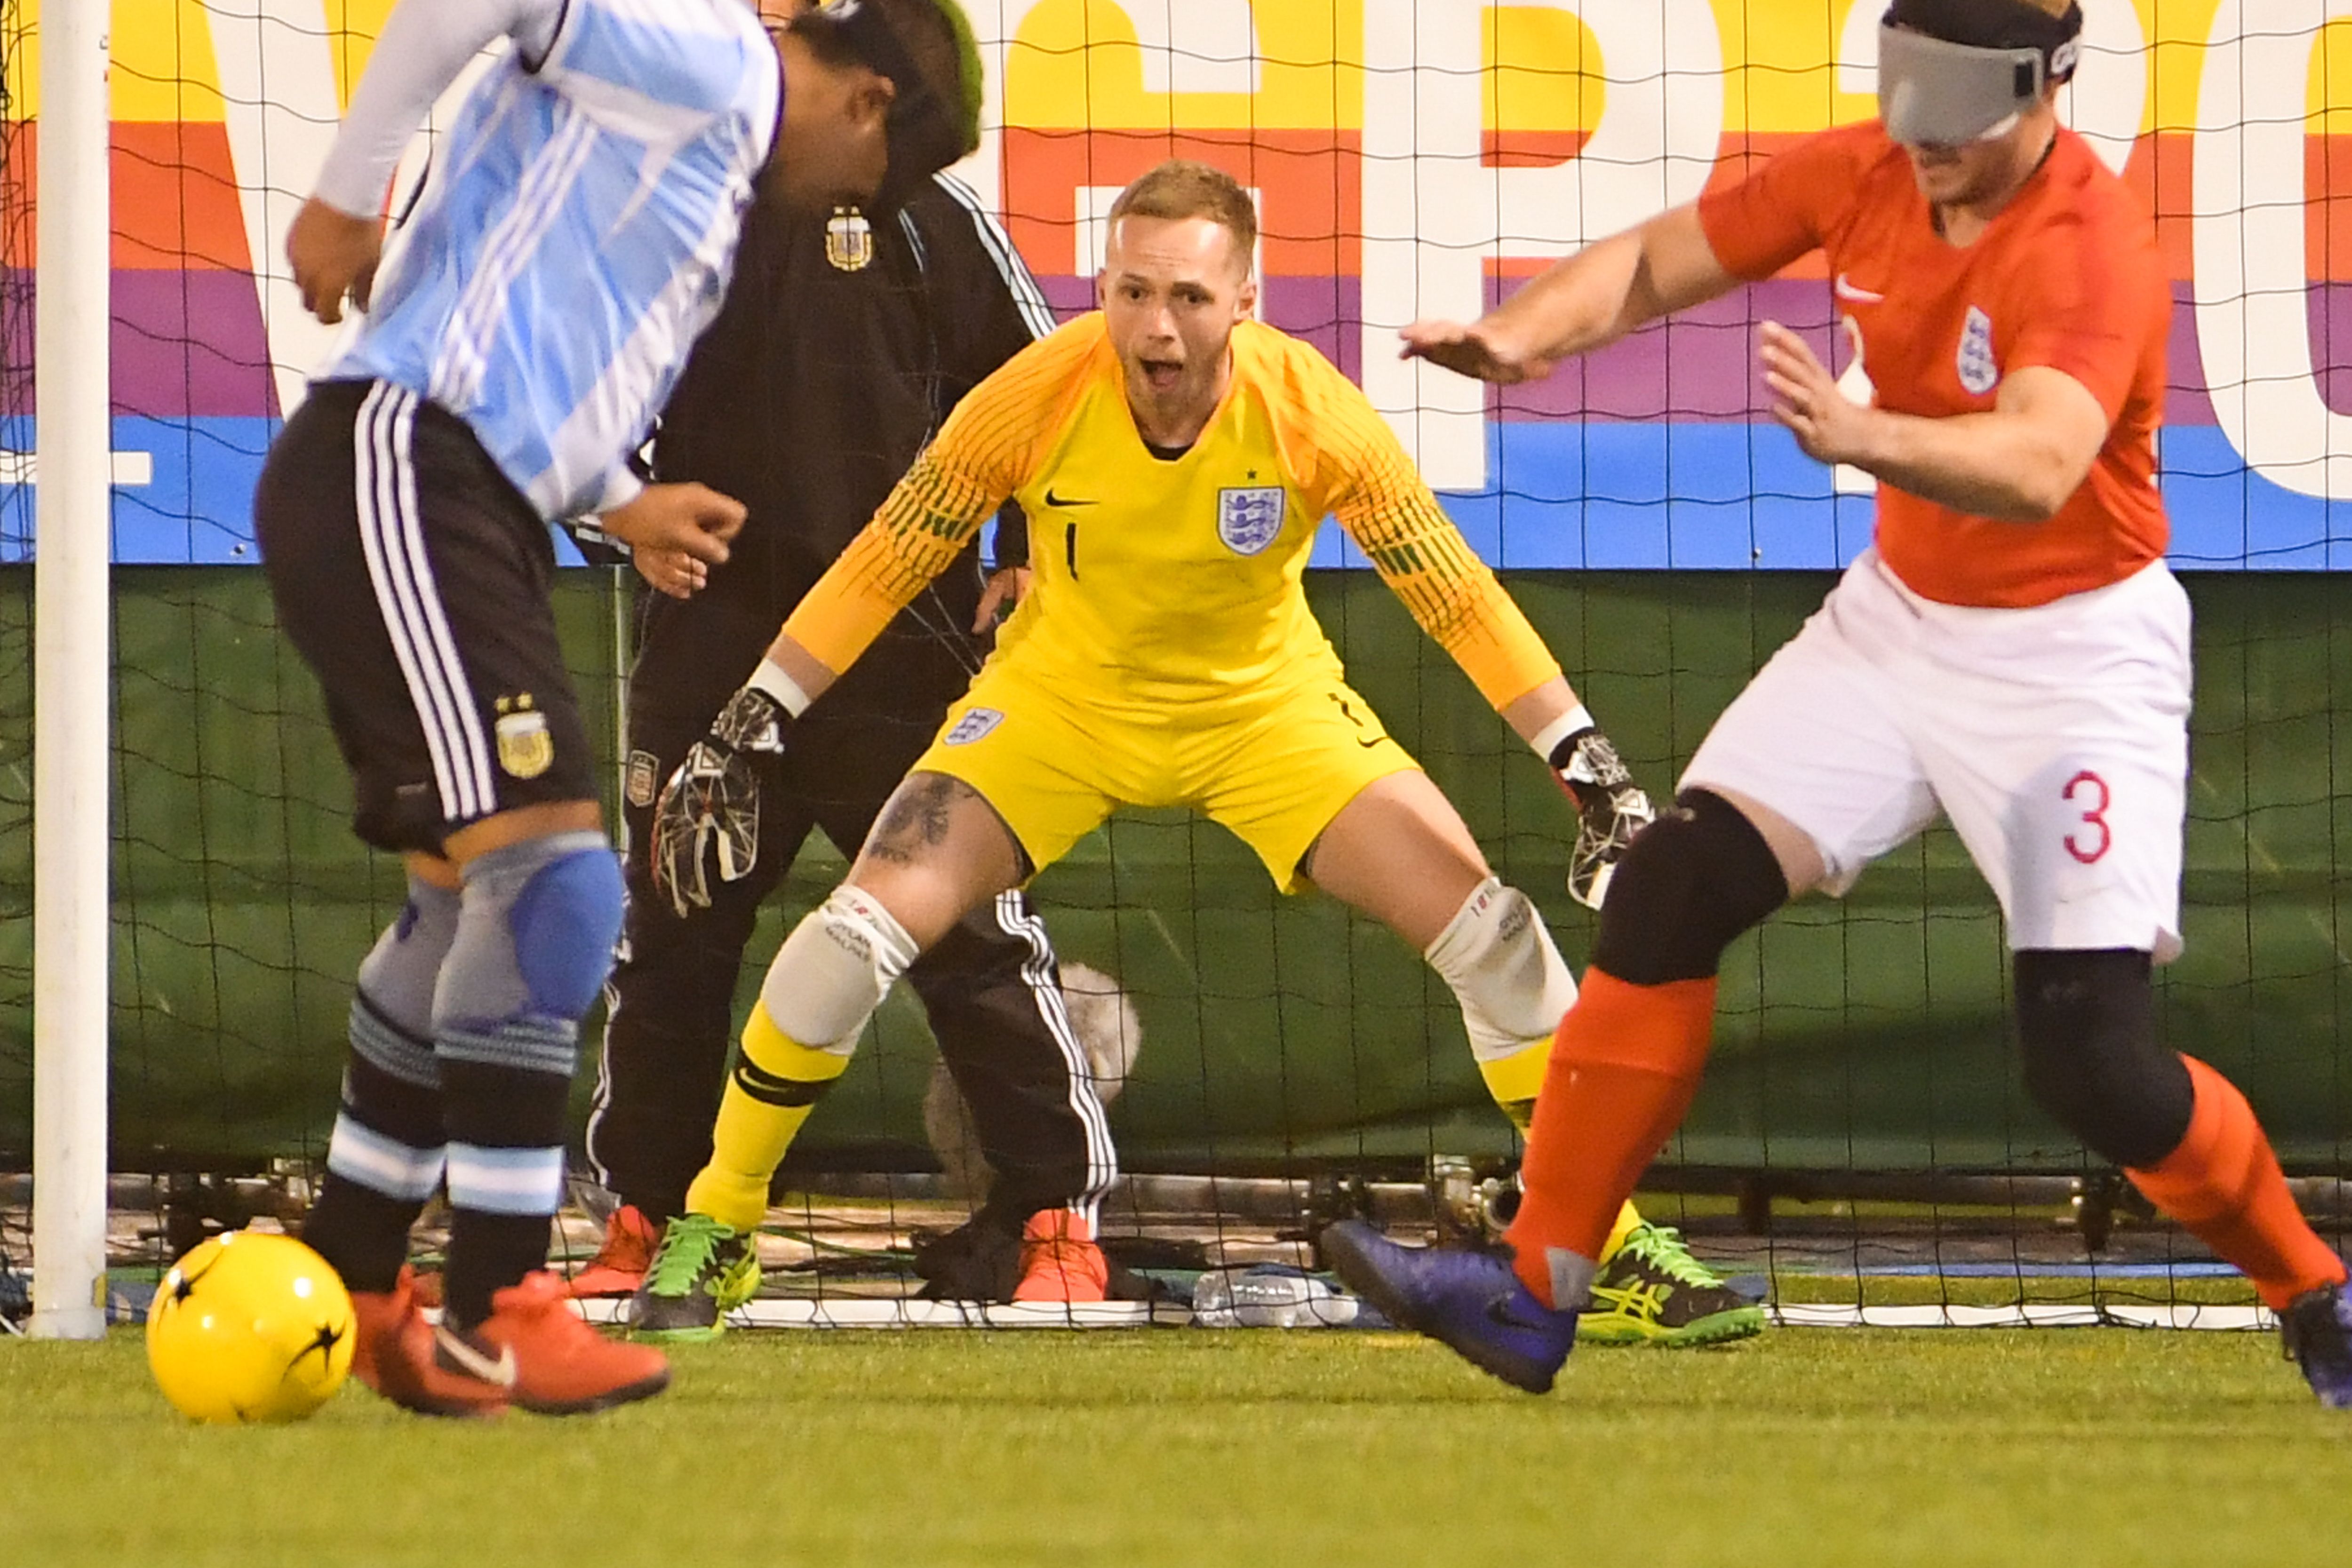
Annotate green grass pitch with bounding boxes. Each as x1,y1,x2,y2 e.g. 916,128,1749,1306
4,1328,2344,1566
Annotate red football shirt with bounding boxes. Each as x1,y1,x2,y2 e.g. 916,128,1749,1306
1698,122,2170,608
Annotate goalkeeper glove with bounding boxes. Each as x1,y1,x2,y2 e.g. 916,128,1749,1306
1548,726,1655,910
652,663,802,918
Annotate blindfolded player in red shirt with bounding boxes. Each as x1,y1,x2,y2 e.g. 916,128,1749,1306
1326,0,2352,1409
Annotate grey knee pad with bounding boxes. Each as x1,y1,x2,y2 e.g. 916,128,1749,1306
1422,877,1577,1061
759,884,923,1051
2014,947,2193,1168
434,830,626,1079
352,875,462,1089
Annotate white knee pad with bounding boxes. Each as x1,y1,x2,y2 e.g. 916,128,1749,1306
759,885,923,1051
1423,877,1577,1061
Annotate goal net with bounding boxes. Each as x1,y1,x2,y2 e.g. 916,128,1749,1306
2,0,2346,1328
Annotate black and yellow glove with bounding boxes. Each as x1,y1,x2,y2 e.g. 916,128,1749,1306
1549,726,1656,910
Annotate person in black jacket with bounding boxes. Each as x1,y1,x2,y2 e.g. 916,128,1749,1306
574,169,1124,1311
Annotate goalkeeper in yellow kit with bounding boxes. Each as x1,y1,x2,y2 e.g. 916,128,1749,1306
634,160,1762,1345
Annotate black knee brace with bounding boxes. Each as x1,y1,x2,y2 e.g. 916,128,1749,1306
2013,948,2193,1168
1590,789,1790,984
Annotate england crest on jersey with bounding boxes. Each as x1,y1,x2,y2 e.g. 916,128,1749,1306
943,707,1004,747
1956,305,1999,396
1217,486,1286,556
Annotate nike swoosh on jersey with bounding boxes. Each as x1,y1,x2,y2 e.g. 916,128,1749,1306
435,1325,519,1388
1833,273,1886,304
1043,488,1097,508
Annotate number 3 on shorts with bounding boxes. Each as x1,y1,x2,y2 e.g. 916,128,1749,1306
2062,770,2111,865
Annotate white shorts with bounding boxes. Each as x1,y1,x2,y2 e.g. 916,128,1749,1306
1682,549,2191,960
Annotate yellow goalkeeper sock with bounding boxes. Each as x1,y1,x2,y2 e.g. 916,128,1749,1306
684,1003,852,1232
1480,1036,1647,1263
1598,1199,1644,1264
1478,1036,1552,1136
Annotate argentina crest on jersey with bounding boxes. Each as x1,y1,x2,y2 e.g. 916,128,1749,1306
1956,306,1999,396
1216,486,1287,556
826,207,874,271
625,749,660,809
494,694,553,780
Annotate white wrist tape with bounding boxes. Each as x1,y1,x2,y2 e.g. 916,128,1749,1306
748,657,814,719
1529,704,1595,764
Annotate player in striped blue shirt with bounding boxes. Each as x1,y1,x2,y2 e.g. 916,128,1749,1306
252,0,984,1416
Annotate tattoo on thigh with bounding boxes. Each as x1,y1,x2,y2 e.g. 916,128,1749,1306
867,774,976,865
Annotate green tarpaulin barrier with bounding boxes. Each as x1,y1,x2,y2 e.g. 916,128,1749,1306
1,567,2344,1174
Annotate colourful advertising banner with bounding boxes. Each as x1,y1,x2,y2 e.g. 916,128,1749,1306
5,0,2352,567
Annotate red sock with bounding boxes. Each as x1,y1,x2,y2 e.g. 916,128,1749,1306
2125,1056,2347,1311
1504,970,1719,1307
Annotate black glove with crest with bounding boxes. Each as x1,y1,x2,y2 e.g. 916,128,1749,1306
653,681,792,918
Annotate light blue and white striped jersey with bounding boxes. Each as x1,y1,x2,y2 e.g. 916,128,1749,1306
332,0,781,522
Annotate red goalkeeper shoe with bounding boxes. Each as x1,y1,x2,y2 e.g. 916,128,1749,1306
348,1266,507,1419
567,1205,663,1299
446,1270,671,1416
1013,1210,1110,1304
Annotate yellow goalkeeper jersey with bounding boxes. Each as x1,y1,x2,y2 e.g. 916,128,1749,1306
782,313,1559,715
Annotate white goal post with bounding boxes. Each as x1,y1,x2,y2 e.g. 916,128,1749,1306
31,0,114,1341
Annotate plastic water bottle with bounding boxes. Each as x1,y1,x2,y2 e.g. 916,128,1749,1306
1190,1264,1358,1328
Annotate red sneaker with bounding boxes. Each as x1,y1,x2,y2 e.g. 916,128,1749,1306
348,1266,507,1419
567,1205,663,1299
1012,1210,1109,1304
447,1270,671,1416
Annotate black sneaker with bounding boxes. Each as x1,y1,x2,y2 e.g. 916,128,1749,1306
2281,1281,2352,1409
1578,1222,1766,1348
911,1217,1023,1302
628,1214,759,1342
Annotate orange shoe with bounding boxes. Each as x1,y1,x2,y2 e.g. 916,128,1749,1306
1012,1210,1109,1304
408,1269,445,1310
348,1267,507,1419
567,1205,663,1299
448,1270,671,1416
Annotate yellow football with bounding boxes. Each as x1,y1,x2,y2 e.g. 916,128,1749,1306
145,1230,356,1424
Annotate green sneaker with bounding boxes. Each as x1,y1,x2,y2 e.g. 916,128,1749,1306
1579,1223,1766,1348
629,1214,761,1342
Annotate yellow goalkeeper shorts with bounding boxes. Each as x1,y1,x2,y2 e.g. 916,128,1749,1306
909,663,1419,892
